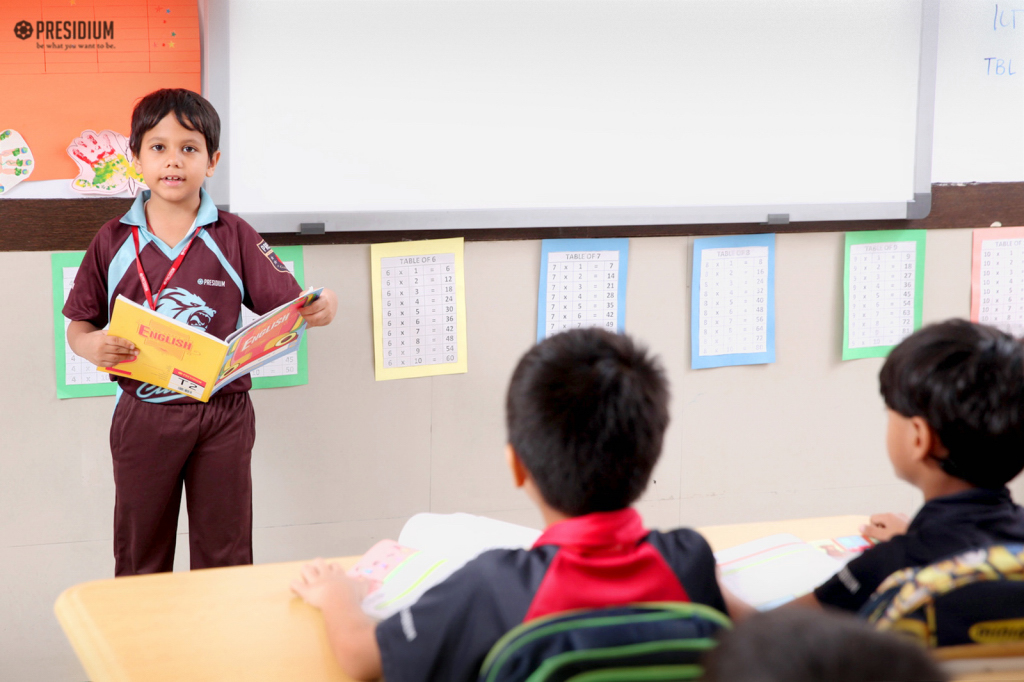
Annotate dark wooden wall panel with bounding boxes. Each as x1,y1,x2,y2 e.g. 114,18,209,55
1,182,1021,252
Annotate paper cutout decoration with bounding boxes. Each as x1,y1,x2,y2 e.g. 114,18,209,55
537,239,629,342
971,226,1024,337
0,129,35,195
842,230,926,360
371,237,468,381
67,129,147,196
691,233,776,369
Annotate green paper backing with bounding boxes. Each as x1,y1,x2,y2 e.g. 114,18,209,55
51,246,308,398
52,252,118,399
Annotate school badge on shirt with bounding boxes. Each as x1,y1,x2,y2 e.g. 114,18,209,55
258,240,289,273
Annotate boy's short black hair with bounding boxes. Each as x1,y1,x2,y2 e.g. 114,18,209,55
129,88,221,157
880,319,1024,489
505,328,669,517
701,609,948,682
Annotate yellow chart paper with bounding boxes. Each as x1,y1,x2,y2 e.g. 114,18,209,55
371,238,468,381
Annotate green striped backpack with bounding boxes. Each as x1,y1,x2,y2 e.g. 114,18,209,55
478,602,732,682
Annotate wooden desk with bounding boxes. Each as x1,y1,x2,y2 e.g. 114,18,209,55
698,515,868,552
51,515,866,682
55,556,360,682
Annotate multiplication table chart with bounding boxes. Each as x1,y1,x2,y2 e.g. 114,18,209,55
51,253,117,399
691,234,775,369
371,238,468,380
972,226,1024,336
51,247,311,399
843,230,926,360
537,239,629,342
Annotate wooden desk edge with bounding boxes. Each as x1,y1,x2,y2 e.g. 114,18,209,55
56,585,129,682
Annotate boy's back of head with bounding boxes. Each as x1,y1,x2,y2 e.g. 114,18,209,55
505,328,669,517
702,609,948,682
880,319,1024,489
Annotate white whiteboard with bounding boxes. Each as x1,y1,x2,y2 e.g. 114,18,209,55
210,0,937,231
932,0,1024,183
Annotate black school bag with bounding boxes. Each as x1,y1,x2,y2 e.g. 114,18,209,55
860,543,1024,647
477,602,731,682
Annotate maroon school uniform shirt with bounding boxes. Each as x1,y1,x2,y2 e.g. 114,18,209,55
63,188,302,404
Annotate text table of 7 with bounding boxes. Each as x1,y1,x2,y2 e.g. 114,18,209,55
544,251,620,338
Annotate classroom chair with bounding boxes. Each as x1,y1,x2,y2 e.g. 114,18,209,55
477,602,731,682
861,543,1024,649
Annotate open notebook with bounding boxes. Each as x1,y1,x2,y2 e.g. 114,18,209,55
715,533,876,610
347,513,542,620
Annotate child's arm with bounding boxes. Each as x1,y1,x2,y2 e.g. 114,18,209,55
299,288,338,328
860,513,910,543
67,320,138,367
290,558,382,681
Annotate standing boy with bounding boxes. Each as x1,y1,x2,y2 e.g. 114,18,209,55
291,329,729,682
795,319,1024,613
64,88,337,576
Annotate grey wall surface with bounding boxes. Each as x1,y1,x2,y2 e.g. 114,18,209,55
3,229,1023,680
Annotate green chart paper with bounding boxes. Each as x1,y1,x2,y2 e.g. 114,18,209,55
842,230,926,361
51,246,309,399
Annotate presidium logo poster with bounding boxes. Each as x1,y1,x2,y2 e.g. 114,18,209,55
0,0,200,197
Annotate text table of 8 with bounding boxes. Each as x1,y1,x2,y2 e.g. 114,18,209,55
544,251,620,338
848,241,916,349
381,254,457,368
698,246,769,356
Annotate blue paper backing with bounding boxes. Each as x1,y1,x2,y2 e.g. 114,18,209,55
691,234,776,369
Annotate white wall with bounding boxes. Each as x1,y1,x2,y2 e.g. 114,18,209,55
3,229,1024,680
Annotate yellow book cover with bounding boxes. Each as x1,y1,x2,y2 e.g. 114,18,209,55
100,289,321,402
102,296,231,402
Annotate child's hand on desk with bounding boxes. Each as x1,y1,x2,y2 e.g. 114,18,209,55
290,558,367,611
299,288,338,328
290,559,383,681
861,512,910,542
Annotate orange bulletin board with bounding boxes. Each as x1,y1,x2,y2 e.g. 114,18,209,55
0,0,201,184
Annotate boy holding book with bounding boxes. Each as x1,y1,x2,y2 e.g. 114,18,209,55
797,320,1024,613
291,328,729,681
64,88,337,576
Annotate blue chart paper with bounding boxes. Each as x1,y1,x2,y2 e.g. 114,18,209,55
538,239,629,342
691,234,776,369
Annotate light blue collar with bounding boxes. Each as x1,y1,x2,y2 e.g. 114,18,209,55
121,188,220,257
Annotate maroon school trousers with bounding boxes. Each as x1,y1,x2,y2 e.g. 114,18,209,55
109,391,256,576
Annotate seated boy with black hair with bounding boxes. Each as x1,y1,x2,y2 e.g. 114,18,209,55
795,319,1024,613
290,328,728,681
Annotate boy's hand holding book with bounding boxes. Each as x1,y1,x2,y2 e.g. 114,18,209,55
299,287,338,327
67,321,139,368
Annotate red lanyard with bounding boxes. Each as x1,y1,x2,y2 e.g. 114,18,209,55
132,225,204,310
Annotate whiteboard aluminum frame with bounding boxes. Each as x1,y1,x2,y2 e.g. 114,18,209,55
203,0,939,234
